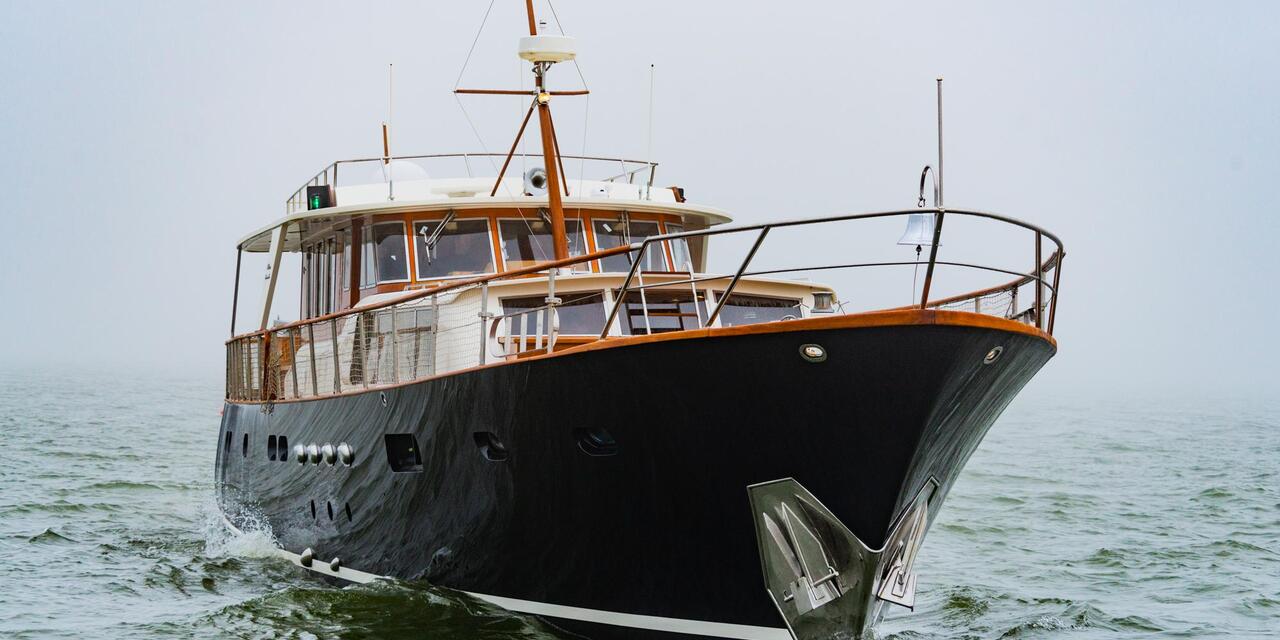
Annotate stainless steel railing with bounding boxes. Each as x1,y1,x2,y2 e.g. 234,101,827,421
227,208,1064,402
285,153,659,214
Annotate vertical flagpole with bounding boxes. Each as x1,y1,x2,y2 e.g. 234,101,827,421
919,77,946,309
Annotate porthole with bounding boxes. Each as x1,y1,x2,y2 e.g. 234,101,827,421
345,503,353,522
326,501,334,521
983,346,1004,365
267,435,277,461
278,436,289,462
472,432,510,462
309,500,316,519
380,391,388,407
224,431,233,454
242,433,249,458
573,427,619,457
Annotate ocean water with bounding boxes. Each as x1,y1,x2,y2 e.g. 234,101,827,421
1,368,1276,638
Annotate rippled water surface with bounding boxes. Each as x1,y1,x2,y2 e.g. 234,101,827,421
1,368,1276,638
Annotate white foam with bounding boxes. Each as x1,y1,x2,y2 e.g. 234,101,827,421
200,496,282,559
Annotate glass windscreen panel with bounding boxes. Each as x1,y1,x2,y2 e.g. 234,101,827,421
501,291,607,335
616,290,707,335
360,222,408,286
498,219,586,270
593,220,667,273
665,223,693,272
716,294,801,327
415,218,495,279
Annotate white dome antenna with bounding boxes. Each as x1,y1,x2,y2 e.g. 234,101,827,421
518,35,576,64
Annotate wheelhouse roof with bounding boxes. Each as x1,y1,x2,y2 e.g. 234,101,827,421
237,196,733,252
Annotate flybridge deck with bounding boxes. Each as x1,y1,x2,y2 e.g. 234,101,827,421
237,153,731,253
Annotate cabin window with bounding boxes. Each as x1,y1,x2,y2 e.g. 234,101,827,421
498,218,587,270
361,222,409,286
593,220,667,272
501,291,607,335
716,294,802,327
617,290,707,335
322,238,332,312
278,436,289,462
413,218,495,279
302,244,313,317
267,435,277,461
341,231,351,291
665,223,693,272
374,223,409,282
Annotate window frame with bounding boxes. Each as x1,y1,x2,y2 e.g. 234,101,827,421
590,218,669,273
363,220,411,287
411,216,499,281
496,217,590,272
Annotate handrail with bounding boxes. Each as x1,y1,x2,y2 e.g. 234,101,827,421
229,244,634,344
235,207,1062,345
228,207,1065,402
286,152,661,213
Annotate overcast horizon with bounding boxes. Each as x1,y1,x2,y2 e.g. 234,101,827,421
1,1,1277,398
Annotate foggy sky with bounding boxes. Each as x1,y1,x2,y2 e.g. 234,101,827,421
1,1,1276,397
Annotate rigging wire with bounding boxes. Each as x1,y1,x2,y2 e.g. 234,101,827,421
454,0,497,90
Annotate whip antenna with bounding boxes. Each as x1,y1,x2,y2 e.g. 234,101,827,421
646,64,655,200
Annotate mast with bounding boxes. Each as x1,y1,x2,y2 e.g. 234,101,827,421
527,1,570,259
456,1,583,261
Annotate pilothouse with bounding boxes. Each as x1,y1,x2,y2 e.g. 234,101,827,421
217,4,1065,639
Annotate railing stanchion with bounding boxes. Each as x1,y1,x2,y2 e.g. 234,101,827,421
430,295,438,376
601,243,647,339
707,228,771,326
331,318,341,393
478,283,491,365
918,208,946,309
1034,232,1044,330
544,269,561,351
1049,252,1063,335
390,309,400,384
638,268,652,335
290,329,300,399
305,323,318,396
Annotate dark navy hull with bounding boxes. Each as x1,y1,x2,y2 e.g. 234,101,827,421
216,318,1054,638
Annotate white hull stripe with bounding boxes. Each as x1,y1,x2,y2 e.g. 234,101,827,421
222,518,789,640
465,592,791,640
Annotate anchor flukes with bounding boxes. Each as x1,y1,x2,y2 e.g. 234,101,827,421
747,478,938,640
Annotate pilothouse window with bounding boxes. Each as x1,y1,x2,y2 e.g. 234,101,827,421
593,220,666,272
414,219,495,279
498,219,586,270
361,222,409,286
666,223,693,271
